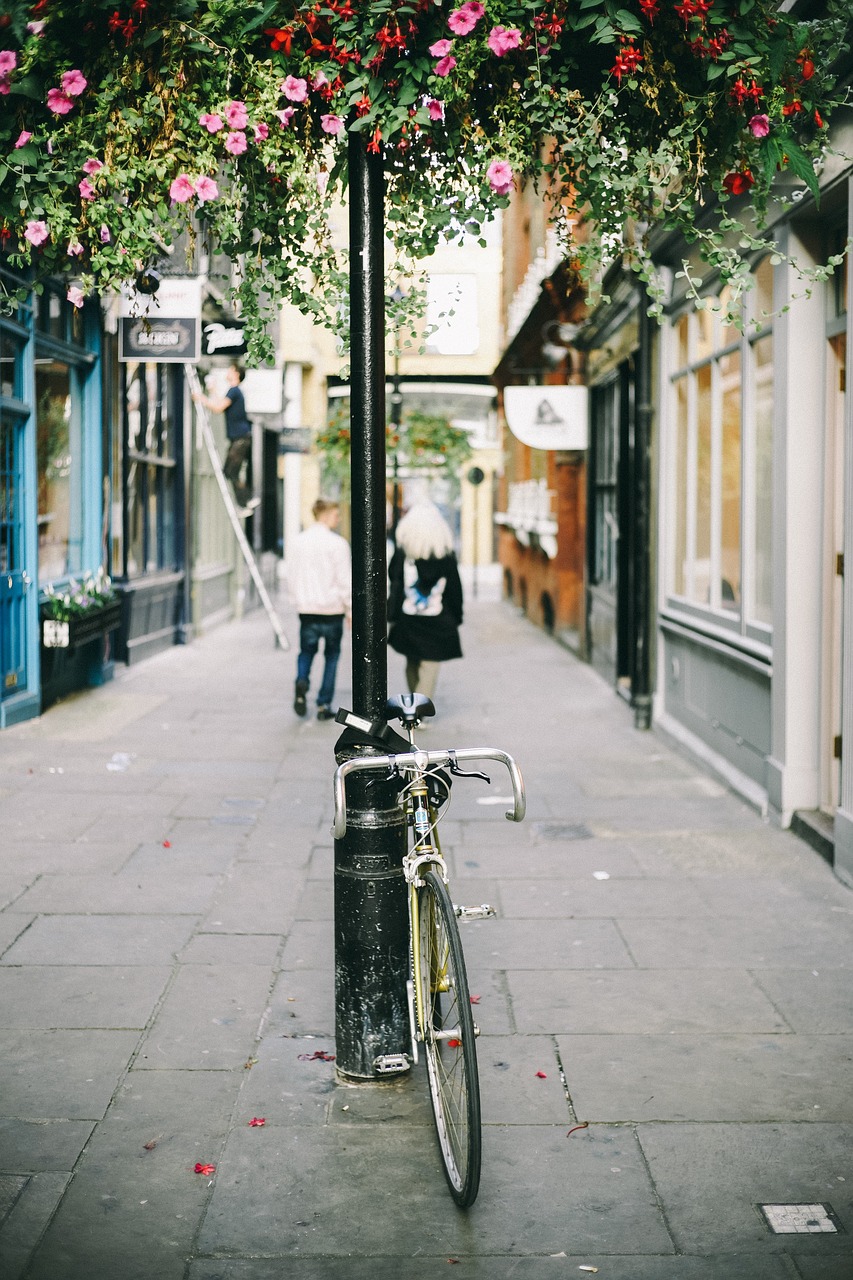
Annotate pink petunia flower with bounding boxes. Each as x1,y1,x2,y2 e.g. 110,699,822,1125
429,39,453,57
61,69,87,97
282,75,308,102
100,224,111,243
67,240,84,257
486,159,514,195
82,158,103,174
169,173,195,203
24,220,49,247
748,113,770,137
313,71,330,90
427,98,445,121
14,130,32,148
253,122,269,142
225,131,247,155
78,178,96,200
67,286,85,308
276,107,296,127
0,51,16,75
321,113,344,135
46,88,75,115
0,81,10,96
199,112,224,133
26,20,46,35
225,100,248,129
448,2,485,35
487,26,522,55
434,55,457,77
194,175,219,204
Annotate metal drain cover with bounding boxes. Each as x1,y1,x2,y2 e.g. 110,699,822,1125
759,1204,840,1234
533,821,593,842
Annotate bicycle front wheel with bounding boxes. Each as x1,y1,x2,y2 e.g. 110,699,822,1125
416,868,481,1207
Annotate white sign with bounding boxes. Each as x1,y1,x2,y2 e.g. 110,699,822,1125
119,277,203,320
503,385,588,451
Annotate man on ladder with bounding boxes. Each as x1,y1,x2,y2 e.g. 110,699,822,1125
193,363,259,517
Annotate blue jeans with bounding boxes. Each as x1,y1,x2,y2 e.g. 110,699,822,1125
297,615,344,708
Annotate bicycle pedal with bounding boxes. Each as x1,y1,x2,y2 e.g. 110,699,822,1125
455,903,496,921
373,1053,412,1076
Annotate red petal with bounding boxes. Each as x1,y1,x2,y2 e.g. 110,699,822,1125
469,995,481,1004
248,1117,266,1127
194,1162,216,1175
536,1071,547,1078
162,840,171,848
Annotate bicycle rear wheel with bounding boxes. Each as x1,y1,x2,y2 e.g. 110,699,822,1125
416,868,481,1207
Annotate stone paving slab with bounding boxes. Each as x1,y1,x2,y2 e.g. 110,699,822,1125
0,839,138,876
135,964,276,1071
0,1119,95,1172
507,968,789,1035
0,965,170,1029
201,865,307,934
494,875,710,918
619,912,853,970
462,917,635,971
198,1124,673,1258
638,1122,853,1255
9,872,222,916
188,1257,798,1280
753,967,853,1033
558,1033,853,1122
0,1029,140,1119
0,914,199,966
0,1171,72,1280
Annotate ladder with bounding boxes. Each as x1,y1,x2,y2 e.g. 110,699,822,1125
185,363,290,651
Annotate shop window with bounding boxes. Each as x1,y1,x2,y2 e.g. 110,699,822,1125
667,258,773,636
122,362,181,576
37,359,83,583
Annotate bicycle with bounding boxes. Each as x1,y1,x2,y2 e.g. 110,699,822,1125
332,692,526,1207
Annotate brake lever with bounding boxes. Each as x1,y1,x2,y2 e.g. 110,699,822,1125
448,751,491,785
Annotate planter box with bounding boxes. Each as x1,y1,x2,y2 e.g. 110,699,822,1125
41,601,123,650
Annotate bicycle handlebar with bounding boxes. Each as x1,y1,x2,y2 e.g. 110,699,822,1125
332,747,526,840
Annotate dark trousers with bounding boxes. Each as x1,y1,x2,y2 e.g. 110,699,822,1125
223,436,252,506
297,615,344,708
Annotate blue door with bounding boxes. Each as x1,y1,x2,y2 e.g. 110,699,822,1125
0,411,30,701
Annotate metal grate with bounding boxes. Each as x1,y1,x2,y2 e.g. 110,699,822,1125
759,1204,840,1234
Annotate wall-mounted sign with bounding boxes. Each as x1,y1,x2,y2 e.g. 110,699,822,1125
119,317,200,362
503,384,588,451
202,321,248,358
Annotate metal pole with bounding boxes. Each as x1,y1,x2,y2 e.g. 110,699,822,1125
632,290,653,730
334,132,410,1080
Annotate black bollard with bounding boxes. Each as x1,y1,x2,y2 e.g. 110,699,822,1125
333,133,410,1081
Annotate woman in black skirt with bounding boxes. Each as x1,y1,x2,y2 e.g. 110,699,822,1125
388,501,463,703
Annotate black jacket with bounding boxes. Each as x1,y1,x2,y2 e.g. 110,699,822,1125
387,548,463,662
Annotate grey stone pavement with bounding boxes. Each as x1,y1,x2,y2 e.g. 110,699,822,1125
1,588,853,1280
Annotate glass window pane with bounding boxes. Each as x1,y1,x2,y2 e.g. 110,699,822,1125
673,377,688,596
720,349,742,612
695,364,712,604
752,257,773,328
696,308,714,361
36,360,79,584
752,334,773,624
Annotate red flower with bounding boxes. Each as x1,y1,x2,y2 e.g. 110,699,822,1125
107,10,124,34
355,93,371,117
722,168,754,196
265,27,293,53
797,49,815,80
611,42,643,84
782,99,803,116
673,0,697,24
814,108,825,128
638,0,660,21
248,1117,266,1127
367,125,383,153
194,1163,216,1176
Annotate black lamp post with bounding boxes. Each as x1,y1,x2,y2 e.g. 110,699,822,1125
333,134,410,1081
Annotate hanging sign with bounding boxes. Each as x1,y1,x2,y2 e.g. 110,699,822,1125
119,316,199,362
503,385,588,451
202,320,248,358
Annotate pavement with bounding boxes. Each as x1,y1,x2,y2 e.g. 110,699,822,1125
1,586,853,1280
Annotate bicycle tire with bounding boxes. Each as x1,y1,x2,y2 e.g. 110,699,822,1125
416,868,481,1207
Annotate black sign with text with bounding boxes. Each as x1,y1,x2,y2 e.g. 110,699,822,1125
119,317,199,362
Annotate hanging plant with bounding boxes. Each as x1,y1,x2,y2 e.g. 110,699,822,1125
0,0,849,360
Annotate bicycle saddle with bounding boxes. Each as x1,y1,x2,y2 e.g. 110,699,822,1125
385,693,436,726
